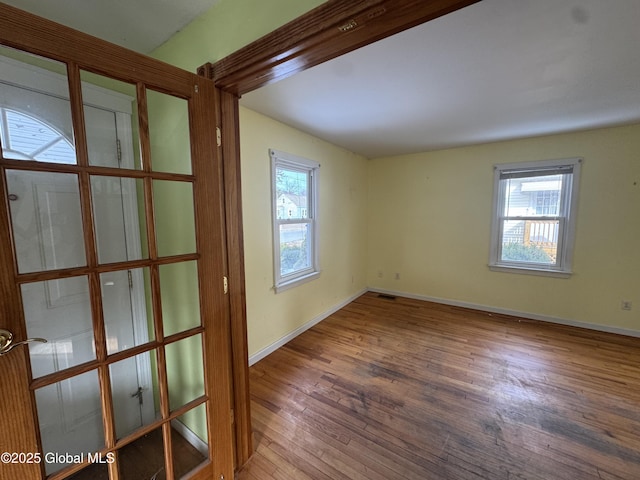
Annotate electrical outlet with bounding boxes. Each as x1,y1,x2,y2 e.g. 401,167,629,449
621,300,632,311
377,271,383,278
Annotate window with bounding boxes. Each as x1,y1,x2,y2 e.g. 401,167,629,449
270,149,320,291
489,158,581,276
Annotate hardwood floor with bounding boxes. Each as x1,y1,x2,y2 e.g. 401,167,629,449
237,292,640,480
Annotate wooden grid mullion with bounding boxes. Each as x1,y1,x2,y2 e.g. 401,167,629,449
156,342,171,426
113,395,208,450
29,327,205,392
136,83,152,174
14,253,199,284
162,421,175,480
0,157,196,182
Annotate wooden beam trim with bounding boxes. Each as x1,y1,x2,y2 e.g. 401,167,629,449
205,0,481,95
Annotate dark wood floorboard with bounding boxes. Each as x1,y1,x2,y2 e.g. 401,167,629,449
237,292,640,480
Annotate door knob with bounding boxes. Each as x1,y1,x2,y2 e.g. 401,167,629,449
0,329,47,356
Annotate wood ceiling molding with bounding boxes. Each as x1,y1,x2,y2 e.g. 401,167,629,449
202,0,481,96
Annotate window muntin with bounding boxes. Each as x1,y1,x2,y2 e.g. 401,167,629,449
270,149,320,291
490,158,581,275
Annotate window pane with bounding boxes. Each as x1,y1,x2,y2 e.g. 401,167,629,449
0,47,76,164
276,166,309,220
147,89,192,175
110,350,160,440
7,170,86,273
153,180,196,257
22,277,95,378
166,334,204,411
172,404,209,478
35,370,105,475
118,427,165,480
160,261,201,337
91,176,146,265
280,223,311,276
80,71,140,170
102,268,154,355
503,174,564,217
500,220,557,264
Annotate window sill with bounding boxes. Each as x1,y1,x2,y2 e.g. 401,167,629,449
274,270,320,293
489,264,572,278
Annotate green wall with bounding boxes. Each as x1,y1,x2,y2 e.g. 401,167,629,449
152,0,325,71
149,0,327,443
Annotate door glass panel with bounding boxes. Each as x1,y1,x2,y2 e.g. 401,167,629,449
21,277,94,378
110,350,160,440
173,404,209,478
102,268,153,354
91,175,146,264
35,370,105,475
7,170,86,273
147,89,192,175
67,461,109,480
160,261,200,337
166,334,204,411
80,71,140,170
0,47,75,164
118,427,166,480
153,180,196,257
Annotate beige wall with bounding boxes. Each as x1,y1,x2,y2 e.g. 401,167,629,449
240,107,369,356
152,0,639,358
367,124,640,333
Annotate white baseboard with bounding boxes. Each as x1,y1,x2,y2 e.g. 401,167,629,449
248,288,368,366
171,419,208,457
368,287,640,338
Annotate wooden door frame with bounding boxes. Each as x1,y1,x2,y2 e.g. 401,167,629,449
0,4,234,479
200,0,481,467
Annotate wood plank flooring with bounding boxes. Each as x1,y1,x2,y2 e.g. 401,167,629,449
237,292,640,480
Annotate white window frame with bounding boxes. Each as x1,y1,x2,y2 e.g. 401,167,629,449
270,149,320,292
489,157,581,277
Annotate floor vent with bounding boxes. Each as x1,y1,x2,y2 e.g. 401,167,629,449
377,293,397,300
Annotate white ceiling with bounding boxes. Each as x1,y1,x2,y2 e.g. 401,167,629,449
241,0,640,158
3,0,220,53
4,0,639,159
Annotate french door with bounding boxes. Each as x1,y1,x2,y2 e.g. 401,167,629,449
0,4,234,480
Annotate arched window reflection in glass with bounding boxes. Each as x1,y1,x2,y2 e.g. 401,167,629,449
0,107,75,163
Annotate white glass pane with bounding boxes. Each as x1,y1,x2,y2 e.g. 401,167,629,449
91,175,146,265
0,48,76,164
279,223,311,276
80,71,139,170
110,350,160,440
275,167,309,220
502,174,564,217
7,170,86,273
22,277,95,378
101,268,153,355
500,220,556,264
35,370,105,475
